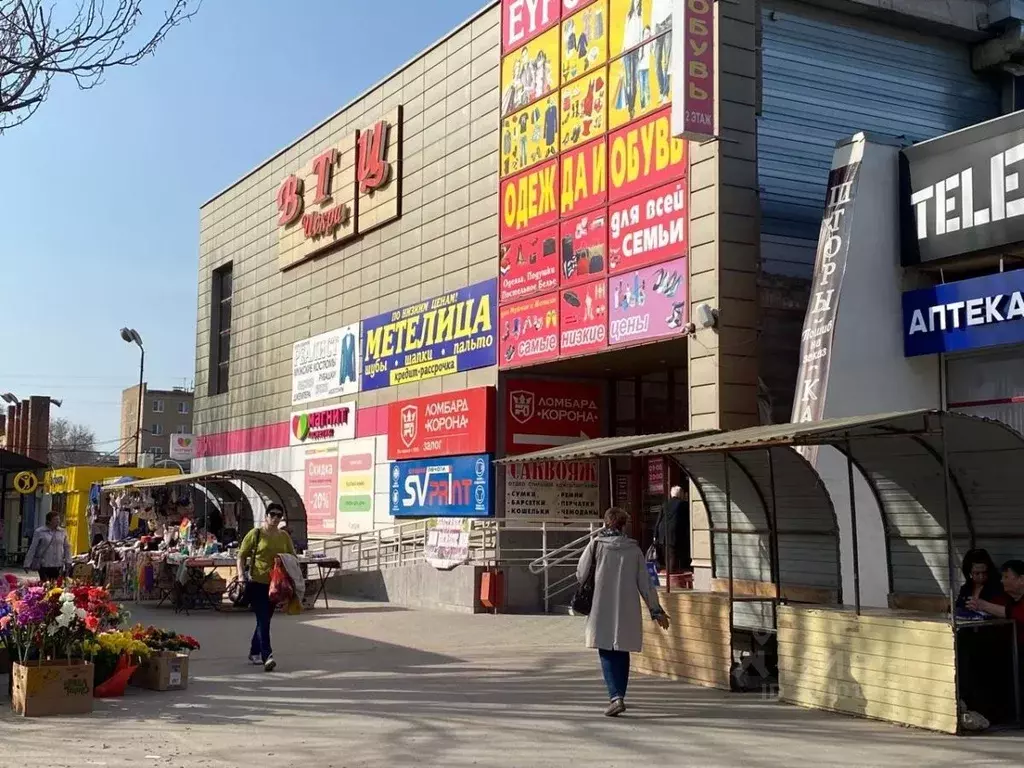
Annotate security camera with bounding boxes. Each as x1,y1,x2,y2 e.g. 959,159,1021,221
696,303,719,329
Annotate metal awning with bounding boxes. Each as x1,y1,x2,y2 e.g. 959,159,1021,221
495,430,716,464
0,450,47,473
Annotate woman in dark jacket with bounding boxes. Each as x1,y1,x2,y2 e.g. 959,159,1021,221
956,549,1002,613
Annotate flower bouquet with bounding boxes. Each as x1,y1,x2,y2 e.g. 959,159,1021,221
130,625,201,654
84,631,151,698
129,625,199,692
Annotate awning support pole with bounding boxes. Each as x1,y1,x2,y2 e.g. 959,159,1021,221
845,435,862,616
724,452,734,626
940,415,956,616
766,448,782,605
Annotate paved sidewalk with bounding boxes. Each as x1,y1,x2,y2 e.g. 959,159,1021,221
2,600,1022,767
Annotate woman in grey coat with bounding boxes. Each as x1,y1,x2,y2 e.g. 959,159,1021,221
576,507,670,716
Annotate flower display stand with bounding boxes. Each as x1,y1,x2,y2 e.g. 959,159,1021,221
131,651,189,691
12,660,95,716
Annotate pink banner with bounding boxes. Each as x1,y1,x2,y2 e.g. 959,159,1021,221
560,279,607,355
608,256,688,346
304,454,338,536
499,293,561,367
673,0,715,142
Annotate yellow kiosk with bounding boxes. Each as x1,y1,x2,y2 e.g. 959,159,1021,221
44,466,179,554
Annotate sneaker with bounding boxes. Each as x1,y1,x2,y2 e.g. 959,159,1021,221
263,656,277,672
604,698,626,717
248,654,262,666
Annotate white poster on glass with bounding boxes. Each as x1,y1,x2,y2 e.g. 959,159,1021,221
291,324,360,405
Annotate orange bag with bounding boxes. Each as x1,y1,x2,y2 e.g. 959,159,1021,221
268,557,294,606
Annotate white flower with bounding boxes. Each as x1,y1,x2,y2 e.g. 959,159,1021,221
60,592,75,603
75,608,86,620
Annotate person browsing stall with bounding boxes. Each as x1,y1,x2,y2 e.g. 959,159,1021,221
24,512,72,582
237,503,295,672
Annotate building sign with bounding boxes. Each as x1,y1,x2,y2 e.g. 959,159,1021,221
499,293,561,367
560,138,608,218
169,434,196,462
560,1,609,84
901,111,1024,266
505,459,600,518
500,224,560,303
290,402,356,445
502,0,561,52
501,158,560,239
792,141,863,465
902,270,1024,357
672,0,715,142
560,279,607,355
561,208,607,286
303,444,339,536
501,24,561,121
608,256,688,345
502,97,560,177
424,517,473,570
608,180,687,273
560,67,608,151
608,108,686,202
337,439,375,533
387,387,495,460
647,457,664,494
291,325,360,406
389,454,493,518
505,377,603,454
276,107,402,271
361,279,497,391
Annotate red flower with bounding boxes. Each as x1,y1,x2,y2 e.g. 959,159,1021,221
84,615,99,631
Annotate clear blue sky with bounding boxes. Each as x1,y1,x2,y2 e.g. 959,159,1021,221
0,0,487,453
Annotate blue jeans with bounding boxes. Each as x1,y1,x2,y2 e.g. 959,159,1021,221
247,581,275,661
598,649,630,700
639,70,651,108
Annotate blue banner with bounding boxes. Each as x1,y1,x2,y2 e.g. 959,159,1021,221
389,454,493,518
361,279,497,391
902,270,1024,357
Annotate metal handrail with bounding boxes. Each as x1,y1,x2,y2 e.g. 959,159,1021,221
527,525,605,574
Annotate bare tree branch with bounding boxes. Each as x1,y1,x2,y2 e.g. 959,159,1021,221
0,0,199,132
49,416,97,467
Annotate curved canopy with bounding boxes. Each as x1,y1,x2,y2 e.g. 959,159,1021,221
637,410,1024,598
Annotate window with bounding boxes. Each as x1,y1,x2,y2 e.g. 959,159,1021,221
151,423,164,436
177,401,190,415
177,425,189,434
152,399,165,413
150,446,164,457
209,262,233,396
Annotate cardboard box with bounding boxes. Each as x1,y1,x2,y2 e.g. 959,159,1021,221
132,651,189,691
11,660,95,717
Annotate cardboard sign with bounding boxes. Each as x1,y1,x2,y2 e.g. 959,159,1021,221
608,180,687,274
608,256,689,346
501,95,560,177
387,387,494,460
389,454,493,517
505,378,603,454
560,279,608,355
560,66,608,151
499,293,561,367
501,158,560,239
505,459,600,518
501,24,561,118
672,0,716,142
502,0,561,53
560,137,607,217
560,208,607,286
500,223,560,303
608,108,686,202
560,0,609,83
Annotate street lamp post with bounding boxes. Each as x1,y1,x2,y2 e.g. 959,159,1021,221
120,328,145,466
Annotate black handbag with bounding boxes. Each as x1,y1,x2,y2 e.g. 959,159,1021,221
570,541,601,616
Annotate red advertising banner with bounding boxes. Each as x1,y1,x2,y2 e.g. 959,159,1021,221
608,108,687,202
502,0,561,53
304,450,339,536
499,293,560,368
560,279,607,356
672,0,716,142
505,378,604,454
560,209,607,286
608,180,687,274
560,137,607,217
387,387,494,460
501,158,560,240
500,224,560,303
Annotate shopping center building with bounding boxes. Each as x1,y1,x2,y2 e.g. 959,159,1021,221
193,0,1024,594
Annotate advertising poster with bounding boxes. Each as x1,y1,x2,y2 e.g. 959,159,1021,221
501,159,560,240
390,454,493,518
499,223,560,303
303,444,339,536
608,180,687,274
424,517,473,570
608,30,673,130
501,25,561,118
361,279,497,391
608,256,688,346
560,137,607,217
505,459,601,518
560,208,607,286
337,439,375,533
387,387,495,460
291,324,360,406
505,377,603,454
607,108,686,202
560,279,607,355
561,0,609,83
608,0,671,57
560,66,608,151
169,434,196,462
499,292,560,367
502,0,561,53
501,98,560,177
564,0,600,14
290,402,356,446
671,0,715,142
